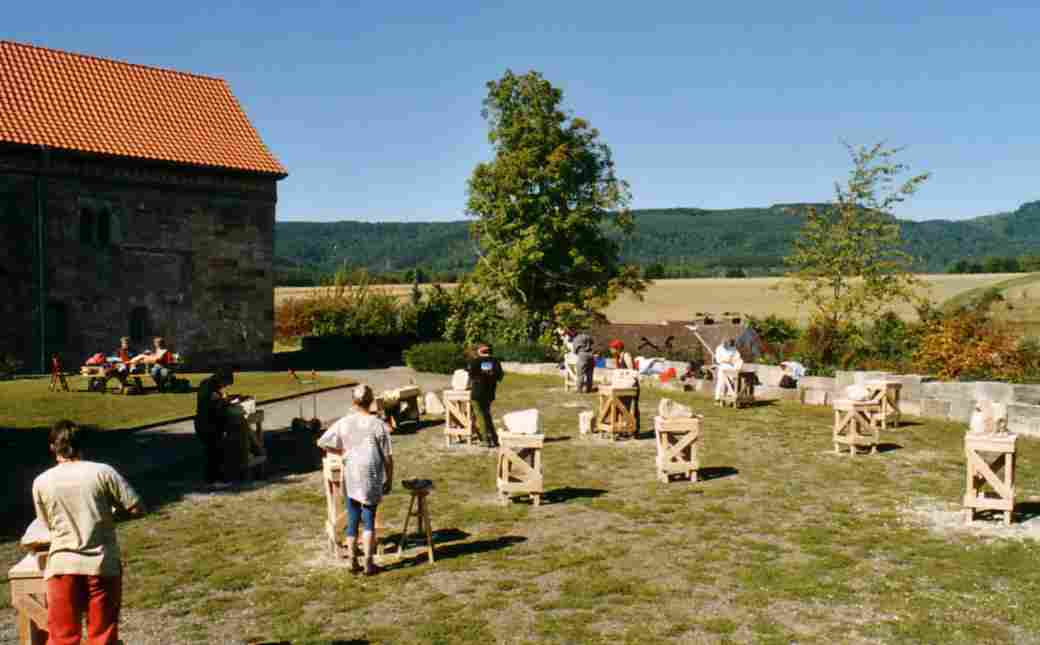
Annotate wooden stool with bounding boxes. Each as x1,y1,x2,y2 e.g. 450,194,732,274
864,380,902,429
654,416,702,482
443,389,477,446
563,354,579,392
596,386,638,440
321,455,385,559
497,432,544,506
964,432,1017,525
833,399,882,455
398,479,435,563
716,368,755,408
9,553,48,645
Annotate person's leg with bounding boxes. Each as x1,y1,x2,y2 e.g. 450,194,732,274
85,574,121,645
198,433,221,483
47,574,87,645
345,497,362,572
476,399,497,447
361,503,379,574
714,370,724,401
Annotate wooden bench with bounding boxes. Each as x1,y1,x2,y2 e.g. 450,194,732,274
964,432,1017,525
654,416,702,482
443,389,477,446
596,386,638,440
497,432,544,506
833,399,882,455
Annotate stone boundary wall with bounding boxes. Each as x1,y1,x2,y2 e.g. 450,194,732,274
501,361,1040,437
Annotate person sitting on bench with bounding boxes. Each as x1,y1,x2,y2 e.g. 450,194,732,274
130,336,175,391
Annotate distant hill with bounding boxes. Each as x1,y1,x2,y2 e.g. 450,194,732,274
274,201,1040,280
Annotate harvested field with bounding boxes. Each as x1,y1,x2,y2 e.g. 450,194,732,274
276,274,1019,322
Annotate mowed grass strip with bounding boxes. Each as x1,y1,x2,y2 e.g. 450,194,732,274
3,374,1040,644
0,372,354,431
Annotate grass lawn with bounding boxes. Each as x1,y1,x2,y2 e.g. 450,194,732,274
3,374,1040,644
0,371,354,431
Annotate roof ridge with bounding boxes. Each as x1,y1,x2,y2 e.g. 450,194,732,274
0,39,226,84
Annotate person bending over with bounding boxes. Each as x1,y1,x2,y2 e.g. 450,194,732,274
467,344,504,448
195,367,235,487
317,384,394,576
713,338,741,402
32,420,144,645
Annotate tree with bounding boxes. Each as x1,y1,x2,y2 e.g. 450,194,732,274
466,70,645,331
784,143,930,328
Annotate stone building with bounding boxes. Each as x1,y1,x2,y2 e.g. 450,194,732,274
0,41,287,372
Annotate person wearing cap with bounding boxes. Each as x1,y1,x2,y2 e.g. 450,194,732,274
467,344,504,448
32,420,144,644
317,384,394,575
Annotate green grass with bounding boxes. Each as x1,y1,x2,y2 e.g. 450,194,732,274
3,373,1040,643
943,272,1040,338
0,371,354,431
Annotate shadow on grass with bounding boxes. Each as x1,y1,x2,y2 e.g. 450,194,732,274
1014,502,1040,522
745,400,776,408
388,535,527,569
252,641,368,645
542,487,607,504
697,466,739,481
876,443,903,453
543,436,573,443
391,418,443,436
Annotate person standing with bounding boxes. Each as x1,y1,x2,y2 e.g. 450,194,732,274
467,344,505,448
317,384,394,576
32,420,144,645
572,330,595,393
713,338,741,402
608,339,640,432
195,367,234,486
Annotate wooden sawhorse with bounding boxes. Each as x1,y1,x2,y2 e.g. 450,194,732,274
497,432,544,506
654,416,702,482
833,399,882,455
596,386,638,440
9,553,48,645
443,389,477,446
964,433,1017,525
715,367,755,408
864,379,903,430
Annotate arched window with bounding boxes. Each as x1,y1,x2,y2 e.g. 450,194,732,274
129,307,150,344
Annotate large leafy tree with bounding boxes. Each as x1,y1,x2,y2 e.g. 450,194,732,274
466,70,645,330
785,143,930,327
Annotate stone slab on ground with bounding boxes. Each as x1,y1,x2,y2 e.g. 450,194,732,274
799,376,837,392
500,362,561,377
755,385,799,401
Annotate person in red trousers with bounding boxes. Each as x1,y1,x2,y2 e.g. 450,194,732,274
32,420,144,644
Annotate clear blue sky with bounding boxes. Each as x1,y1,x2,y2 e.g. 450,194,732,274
5,1,1038,222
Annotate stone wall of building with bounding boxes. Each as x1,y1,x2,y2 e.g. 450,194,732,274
0,147,278,372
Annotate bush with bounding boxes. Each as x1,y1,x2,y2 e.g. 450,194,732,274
403,342,466,374
0,354,22,380
494,342,556,363
747,314,801,347
914,310,1028,381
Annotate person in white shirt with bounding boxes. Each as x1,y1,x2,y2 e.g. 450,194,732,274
713,339,741,401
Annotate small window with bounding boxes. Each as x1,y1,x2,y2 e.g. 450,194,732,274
129,307,150,344
45,302,68,348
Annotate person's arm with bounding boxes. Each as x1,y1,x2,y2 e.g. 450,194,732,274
32,481,51,531
106,467,145,517
382,455,394,494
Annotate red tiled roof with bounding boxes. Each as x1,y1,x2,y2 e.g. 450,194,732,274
0,41,287,176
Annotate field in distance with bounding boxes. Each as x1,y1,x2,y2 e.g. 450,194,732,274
276,274,1020,323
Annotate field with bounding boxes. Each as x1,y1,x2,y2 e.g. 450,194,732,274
276,274,1023,323
944,273,1040,338
4,374,1039,644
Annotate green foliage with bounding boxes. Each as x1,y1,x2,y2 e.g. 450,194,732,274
785,143,929,327
466,69,645,324
493,342,557,363
0,354,23,380
747,315,801,347
402,342,466,374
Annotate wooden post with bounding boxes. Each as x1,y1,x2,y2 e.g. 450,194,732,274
832,399,882,456
654,416,702,482
596,386,638,440
443,390,476,446
497,432,544,506
863,380,902,430
964,433,1017,525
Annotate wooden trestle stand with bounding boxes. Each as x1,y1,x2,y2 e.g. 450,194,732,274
654,416,702,482
596,386,638,440
10,521,51,645
716,367,755,408
497,431,544,506
321,454,384,560
964,432,1017,525
833,399,882,455
864,380,903,429
562,354,579,392
443,389,477,446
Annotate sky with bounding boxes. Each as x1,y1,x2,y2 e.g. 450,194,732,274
5,1,1038,222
